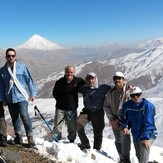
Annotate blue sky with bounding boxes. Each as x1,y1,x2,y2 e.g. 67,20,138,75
1,0,163,48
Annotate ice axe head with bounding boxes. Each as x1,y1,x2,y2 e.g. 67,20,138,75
34,106,37,116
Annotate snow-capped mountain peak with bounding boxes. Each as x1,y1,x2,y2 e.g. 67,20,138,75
16,34,65,50
138,37,163,49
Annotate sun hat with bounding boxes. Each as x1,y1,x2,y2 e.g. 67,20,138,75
130,86,142,94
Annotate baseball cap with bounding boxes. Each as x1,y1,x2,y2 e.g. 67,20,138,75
86,72,96,78
113,71,124,78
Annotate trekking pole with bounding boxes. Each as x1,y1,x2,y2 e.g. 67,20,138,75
45,113,67,140
34,106,59,142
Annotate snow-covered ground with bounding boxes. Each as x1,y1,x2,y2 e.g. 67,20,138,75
5,97,163,163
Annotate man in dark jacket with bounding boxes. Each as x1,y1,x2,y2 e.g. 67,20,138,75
76,72,111,150
52,65,85,143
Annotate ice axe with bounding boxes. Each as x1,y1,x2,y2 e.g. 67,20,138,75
45,112,67,141
34,106,59,142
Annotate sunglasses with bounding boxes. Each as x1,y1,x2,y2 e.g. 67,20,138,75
113,76,122,80
6,55,16,58
130,93,142,98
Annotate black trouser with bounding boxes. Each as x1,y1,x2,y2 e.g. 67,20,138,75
0,102,4,118
77,109,105,150
0,102,7,137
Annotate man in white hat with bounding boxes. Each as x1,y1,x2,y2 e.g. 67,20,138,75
76,72,111,151
121,86,157,163
104,71,131,163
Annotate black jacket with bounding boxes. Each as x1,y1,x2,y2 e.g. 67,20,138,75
53,76,85,111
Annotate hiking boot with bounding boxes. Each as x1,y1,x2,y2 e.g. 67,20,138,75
119,158,131,163
93,144,101,150
94,147,101,150
69,140,74,143
77,143,90,150
14,133,23,144
28,136,35,146
0,136,7,147
122,158,131,163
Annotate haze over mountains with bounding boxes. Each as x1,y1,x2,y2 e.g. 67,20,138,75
0,34,119,80
0,34,163,98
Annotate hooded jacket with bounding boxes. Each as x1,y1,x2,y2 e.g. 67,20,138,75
121,98,157,141
78,73,111,111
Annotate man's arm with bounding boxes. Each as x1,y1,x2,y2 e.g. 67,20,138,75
52,80,59,99
103,92,114,119
24,66,37,97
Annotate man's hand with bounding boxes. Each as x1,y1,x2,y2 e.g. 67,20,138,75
109,118,120,129
2,101,7,106
122,128,130,135
141,140,151,150
67,111,75,120
30,96,35,102
126,84,132,90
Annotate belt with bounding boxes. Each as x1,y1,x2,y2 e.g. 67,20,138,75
57,108,76,111
86,108,102,112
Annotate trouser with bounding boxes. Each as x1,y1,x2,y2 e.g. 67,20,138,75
134,139,154,163
0,102,7,137
76,109,105,150
8,101,33,136
112,127,131,162
53,108,77,142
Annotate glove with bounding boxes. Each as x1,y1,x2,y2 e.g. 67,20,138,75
67,111,75,120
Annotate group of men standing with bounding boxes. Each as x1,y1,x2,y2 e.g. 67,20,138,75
0,48,157,163
52,65,157,163
52,65,131,162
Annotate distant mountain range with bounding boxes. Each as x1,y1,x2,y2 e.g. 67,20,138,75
0,34,140,80
0,34,163,98
34,37,163,98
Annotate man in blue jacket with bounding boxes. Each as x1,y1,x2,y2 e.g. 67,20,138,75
121,86,157,163
0,48,37,147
